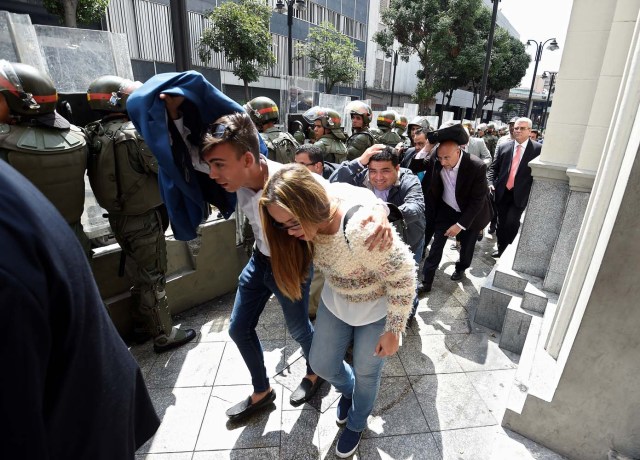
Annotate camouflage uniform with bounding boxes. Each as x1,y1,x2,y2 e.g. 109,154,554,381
346,129,374,161
0,61,89,255
315,133,347,163
85,75,195,351
261,126,299,164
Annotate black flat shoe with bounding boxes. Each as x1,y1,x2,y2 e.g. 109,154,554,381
226,389,276,421
290,376,325,406
451,270,464,281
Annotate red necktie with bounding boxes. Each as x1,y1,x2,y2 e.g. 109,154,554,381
506,144,522,190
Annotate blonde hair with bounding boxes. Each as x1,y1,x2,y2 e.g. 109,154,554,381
259,164,333,300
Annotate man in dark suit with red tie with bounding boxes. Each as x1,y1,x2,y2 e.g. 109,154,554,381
488,117,542,257
420,123,493,292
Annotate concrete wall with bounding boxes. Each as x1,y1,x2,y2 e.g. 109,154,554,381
93,217,244,338
504,146,640,460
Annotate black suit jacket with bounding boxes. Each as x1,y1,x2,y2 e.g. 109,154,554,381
488,140,542,208
424,150,492,232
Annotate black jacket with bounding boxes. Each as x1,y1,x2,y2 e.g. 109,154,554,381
488,140,542,208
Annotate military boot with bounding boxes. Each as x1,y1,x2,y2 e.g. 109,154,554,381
152,290,196,352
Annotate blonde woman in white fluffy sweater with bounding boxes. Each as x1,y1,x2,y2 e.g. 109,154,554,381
259,164,416,458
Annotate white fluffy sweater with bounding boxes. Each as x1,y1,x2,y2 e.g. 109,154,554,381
313,205,417,335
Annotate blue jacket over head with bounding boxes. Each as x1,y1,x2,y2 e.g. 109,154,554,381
127,71,266,240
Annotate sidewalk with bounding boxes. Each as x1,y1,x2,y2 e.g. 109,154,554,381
132,233,566,459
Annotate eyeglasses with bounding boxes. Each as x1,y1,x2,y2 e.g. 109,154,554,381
208,122,237,140
271,218,301,231
513,127,530,131
207,122,252,153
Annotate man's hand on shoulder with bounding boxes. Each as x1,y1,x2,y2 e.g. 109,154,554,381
362,204,393,251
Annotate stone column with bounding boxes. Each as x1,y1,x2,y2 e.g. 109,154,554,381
513,0,630,280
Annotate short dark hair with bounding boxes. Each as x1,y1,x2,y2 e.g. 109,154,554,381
201,112,260,161
369,146,399,166
295,144,324,165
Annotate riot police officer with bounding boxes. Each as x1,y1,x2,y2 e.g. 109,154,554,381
244,96,298,164
303,106,347,163
292,120,306,144
393,114,409,144
0,60,90,255
372,109,402,147
85,75,196,352
345,100,375,161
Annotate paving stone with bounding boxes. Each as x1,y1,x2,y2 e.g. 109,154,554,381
466,369,517,424
432,425,567,460
192,448,278,459
410,373,496,431
140,387,212,454
445,333,519,372
214,340,287,386
195,385,282,451
130,342,160,379
146,342,225,389
274,344,340,413
359,433,441,460
412,305,472,335
316,408,347,459
381,353,406,377
398,335,464,375
363,376,430,439
280,408,321,459
136,453,193,460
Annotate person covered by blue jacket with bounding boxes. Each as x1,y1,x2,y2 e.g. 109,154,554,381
127,71,267,241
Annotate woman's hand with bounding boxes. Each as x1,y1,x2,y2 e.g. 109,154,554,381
374,331,400,357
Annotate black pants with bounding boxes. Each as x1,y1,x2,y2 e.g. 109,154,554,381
496,189,525,252
422,203,479,286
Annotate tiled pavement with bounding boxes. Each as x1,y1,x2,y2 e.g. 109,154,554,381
132,233,566,459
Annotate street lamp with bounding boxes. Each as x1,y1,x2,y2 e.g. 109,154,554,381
525,38,559,118
275,0,306,77
540,71,557,131
390,49,399,106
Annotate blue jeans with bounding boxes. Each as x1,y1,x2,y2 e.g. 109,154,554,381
411,237,425,318
228,250,314,392
310,301,386,432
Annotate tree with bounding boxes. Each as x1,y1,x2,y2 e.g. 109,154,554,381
374,0,488,103
374,0,529,114
484,29,530,104
43,0,110,28
199,0,275,101
296,22,363,94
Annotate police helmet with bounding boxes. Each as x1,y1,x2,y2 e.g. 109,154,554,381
244,96,279,126
303,106,342,129
0,60,58,117
87,75,142,112
394,114,408,131
376,110,398,129
407,116,431,132
346,100,372,125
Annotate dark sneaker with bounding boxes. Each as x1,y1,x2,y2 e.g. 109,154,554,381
153,327,197,353
336,395,351,425
335,427,362,458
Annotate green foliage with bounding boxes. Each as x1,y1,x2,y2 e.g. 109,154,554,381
199,0,275,98
43,0,110,27
375,0,529,107
485,29,530,102
296,22,363,94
